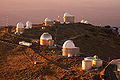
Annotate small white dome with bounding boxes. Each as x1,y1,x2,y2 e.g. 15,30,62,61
26,21,32,25
17,22,24,28
80,20,84,23
45,18,52,22
26,21,32,28
84,20,88,24
63,40,76,48
64,13,71,17
40,32,52,40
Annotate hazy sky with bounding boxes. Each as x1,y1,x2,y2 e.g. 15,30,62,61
0,0,120,26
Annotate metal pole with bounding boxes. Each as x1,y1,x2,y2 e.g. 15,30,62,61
55,26,58,42
6,16,8,26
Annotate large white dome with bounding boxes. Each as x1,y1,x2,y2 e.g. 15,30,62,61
17,22,24,28
64,13,71,17
40,32,52,40
45,18,52,22
63,40,76,48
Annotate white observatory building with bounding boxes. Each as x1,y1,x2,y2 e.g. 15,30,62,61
63,13,75,23
40,32,54,46
44,18,54,26
15,22,24,34
80,20,89,24
26,21,32,29
62,40,80,57
82,56,103,70
82,60,92,70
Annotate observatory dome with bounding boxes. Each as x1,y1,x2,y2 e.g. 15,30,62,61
17,22,24,28
26,21,32,28
45,18,52,22
26,21,32,26
64,13,71,17
80,20,84,23
63,40,76,48
84,20,88,24
40,32,52,40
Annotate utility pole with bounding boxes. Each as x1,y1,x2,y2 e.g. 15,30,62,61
6,16,8,26
55,26,58,42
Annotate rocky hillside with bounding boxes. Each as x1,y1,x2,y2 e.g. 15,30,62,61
0,23,120,80
23,23,120,60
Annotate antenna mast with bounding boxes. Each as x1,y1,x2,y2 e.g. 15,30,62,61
6,16,8,26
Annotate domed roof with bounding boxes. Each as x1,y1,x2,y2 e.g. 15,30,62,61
17,22,24,28
64,13,71,17
45,18,52,21
40,32,52,40
80,20,85,23
84,20,88,24
26,21,32,25
63,40,76,48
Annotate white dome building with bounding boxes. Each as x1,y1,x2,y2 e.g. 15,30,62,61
26,21,32,29
80,20,85,23
44,18,54,26
16,22,24,34
62,40,80,57
63,40,75,48
64,13,71,17
80,20,89,24
84,56,103,67
63,13,75,23
40,32,54,46
84,20,89,24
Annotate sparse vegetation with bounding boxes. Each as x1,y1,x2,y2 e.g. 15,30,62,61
0,23,120,79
